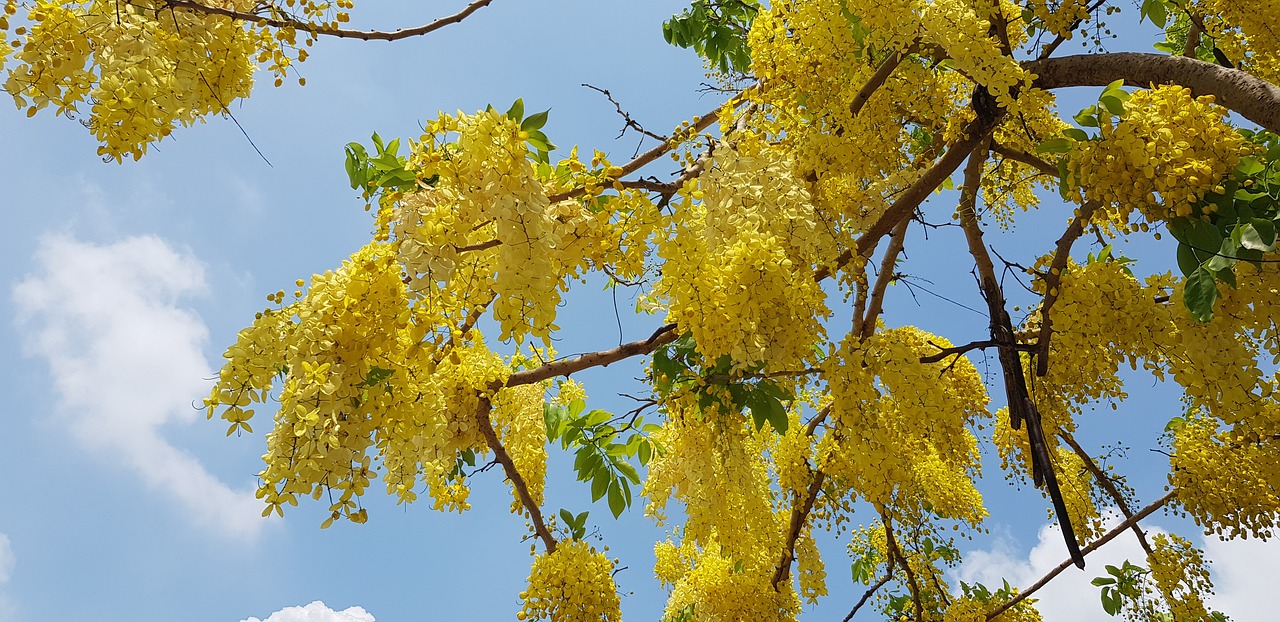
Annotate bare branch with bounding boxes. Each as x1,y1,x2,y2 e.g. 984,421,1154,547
163,0,495,41
502,324,679,388
956,136,1085,568
860,217,911,340
1059,432,1154,556
475,396,558,553
985,491,1176,620
583,83,668,142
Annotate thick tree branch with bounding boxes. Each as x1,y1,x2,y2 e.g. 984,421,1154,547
502,324,679,388
985,491,1175,620
164,0,495,41
859,216,910,340
772,470,826,589
850,44,918,119
475,396,557,553
956,136,1085,568
1026,53,1280,132
814,104,1004,282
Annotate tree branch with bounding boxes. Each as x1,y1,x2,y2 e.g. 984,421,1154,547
772,469,826,589
1026,53,1280,132
502,324,679,388
985,491,1175,620
1059,432,1154,556
1034,201,1100,376
814,102,1004,282
956,135,1085,568
850,44,917,119
859,216,910,340
991,143,1057,176
475,395,557,553
163,0,495,41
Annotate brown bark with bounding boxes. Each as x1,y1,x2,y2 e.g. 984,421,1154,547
1026,53,1280,132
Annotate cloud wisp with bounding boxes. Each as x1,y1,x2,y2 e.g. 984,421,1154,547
241,601,375,622
13,234,262,539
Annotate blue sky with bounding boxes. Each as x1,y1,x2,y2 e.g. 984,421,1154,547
0,2,1276,621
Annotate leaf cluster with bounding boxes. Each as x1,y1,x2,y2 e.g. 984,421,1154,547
544,398,658,518
651,333,792,435
662,0,759,74
1170,130,1280,321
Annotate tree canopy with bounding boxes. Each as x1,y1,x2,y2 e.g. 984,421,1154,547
5,0,1280,620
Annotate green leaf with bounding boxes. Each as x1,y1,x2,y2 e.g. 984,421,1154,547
363,366,394,387
559,508,574,526
1241,219,1277,250
638,440,653,465
607,480,626,518
505,98,525,122
521,110,550,132
1099,93,1126,116
1063,128,1090,142
1184,267,1219,322
615,459,642,485
1074,106,1100,127
1092,577,1116,587
591,470,610,502
1036,138,1073,154
543,403,566,440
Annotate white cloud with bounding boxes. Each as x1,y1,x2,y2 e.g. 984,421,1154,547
958,516,1274,620
13,234,262,539
1203,534,1280,620
241,601,375,622
0,533,13,583
955,516,1159,621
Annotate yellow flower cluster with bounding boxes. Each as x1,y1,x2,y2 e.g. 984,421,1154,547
656,137,833,371
918,0,1030,109
643,396,781,561
1067,85,1248,223
1194,0,1280,84
492,384,548,512
204,241,517,523
1022,257,1280,540
400,111,658,344
1168,414,1280,539
407,110,559,343
1145,534,1214,621
747,0,966,240
519,539,621,622
821,326,991,524
655,535,802,622
1027,0,1093,39
4,0,349,159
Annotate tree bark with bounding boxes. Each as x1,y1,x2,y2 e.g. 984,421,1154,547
1026,53,1280,132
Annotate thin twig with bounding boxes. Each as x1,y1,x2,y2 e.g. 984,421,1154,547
163,0,495,41
582,83,668,142
1059,432,1153,556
